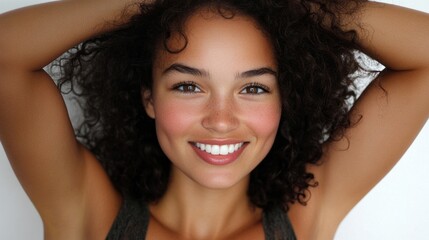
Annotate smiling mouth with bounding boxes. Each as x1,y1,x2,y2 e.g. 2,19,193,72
193,142,245,156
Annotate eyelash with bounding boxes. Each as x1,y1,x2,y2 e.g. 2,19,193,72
171,81,270,95
240,83,270,95
171,81,202,94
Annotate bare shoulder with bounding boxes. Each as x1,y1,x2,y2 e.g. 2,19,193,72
289,69,429,239
44,146,122,240
81,146,123,240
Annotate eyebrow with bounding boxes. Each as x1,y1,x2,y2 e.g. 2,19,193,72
163,63,209,77
162,63,277,78
238,68,277,79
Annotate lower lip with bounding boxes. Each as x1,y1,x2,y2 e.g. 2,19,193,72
191,143,247,166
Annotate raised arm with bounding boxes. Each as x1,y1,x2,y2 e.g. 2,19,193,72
350,2,429,71
323,1,429,203
0,0,139,71
289,2,429,239
0,1,141,239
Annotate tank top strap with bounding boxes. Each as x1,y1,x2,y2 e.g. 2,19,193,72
107,197,296,239
262,205,297,240
106,196,150,240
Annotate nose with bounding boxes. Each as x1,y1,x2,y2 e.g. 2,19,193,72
202,95,239,134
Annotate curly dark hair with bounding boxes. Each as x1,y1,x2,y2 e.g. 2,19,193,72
56,0,369,211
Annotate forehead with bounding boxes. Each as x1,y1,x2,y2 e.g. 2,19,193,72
153,9,277,72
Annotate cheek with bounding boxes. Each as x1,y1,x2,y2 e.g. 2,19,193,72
243,101,282,140
154,98,201,139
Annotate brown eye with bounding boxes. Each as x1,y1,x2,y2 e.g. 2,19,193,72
173,82,202,93
240,83,269,95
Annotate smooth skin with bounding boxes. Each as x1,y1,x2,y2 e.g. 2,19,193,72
0,1,428,240
143,12,280,240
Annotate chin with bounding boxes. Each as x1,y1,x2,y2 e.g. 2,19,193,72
193,173,249,190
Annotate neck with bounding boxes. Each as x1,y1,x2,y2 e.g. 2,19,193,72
149,168,263,239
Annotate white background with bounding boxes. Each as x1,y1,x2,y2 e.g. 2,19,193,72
0,1,428,239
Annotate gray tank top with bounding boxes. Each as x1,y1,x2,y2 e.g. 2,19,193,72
106,197,296,240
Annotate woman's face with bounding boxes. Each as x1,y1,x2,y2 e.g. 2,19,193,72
144,10,282,190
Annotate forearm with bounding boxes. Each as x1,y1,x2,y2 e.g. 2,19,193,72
352,2,429,71
0,0,142,72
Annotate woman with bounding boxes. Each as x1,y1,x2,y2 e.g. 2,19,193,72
0,0,428,239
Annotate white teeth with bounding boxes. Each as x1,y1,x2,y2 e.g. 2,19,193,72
228,144,235,153
194,142,244,155
220,145,229,155
211,145,220,155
